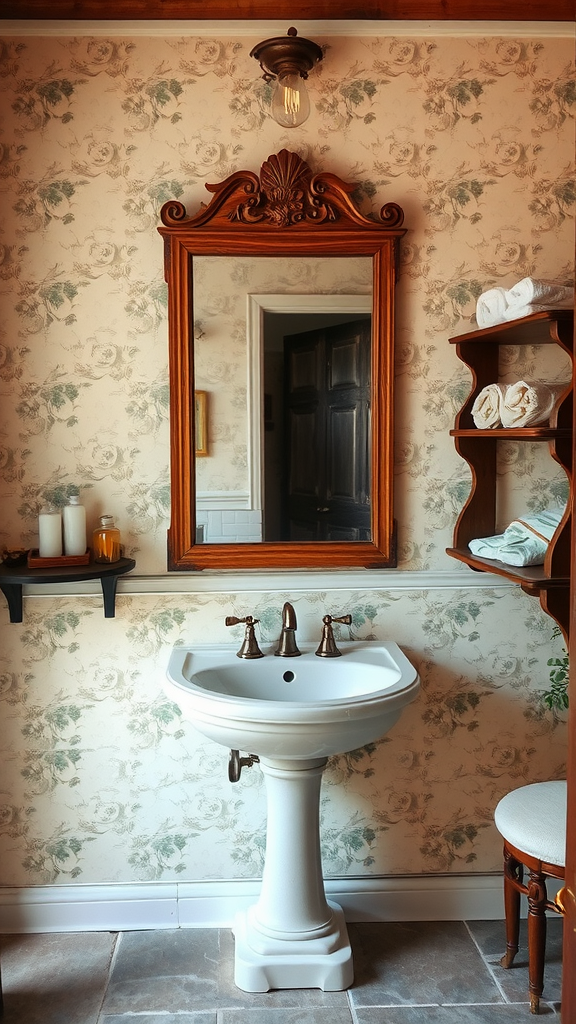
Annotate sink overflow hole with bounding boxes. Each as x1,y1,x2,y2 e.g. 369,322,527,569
282,670,295,683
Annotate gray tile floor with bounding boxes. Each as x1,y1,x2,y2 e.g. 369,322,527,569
0,918,563,1022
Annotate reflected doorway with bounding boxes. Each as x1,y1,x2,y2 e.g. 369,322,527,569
263,312,371,541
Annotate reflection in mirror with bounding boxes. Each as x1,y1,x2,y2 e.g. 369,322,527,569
158,149,405,570
193,255,372,545
264,310,371,542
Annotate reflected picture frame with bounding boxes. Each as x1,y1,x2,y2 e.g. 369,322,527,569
195,391,208,457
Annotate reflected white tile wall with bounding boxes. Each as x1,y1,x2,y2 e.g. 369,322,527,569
196,509,262,543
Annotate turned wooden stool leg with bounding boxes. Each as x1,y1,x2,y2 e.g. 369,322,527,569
526,868,548,1014
500,846,522,969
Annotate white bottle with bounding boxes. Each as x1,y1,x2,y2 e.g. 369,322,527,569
38,504,62,558
63,494,87,556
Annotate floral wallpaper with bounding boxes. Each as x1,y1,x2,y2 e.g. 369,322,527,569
0,27,573,889
0,587,568,884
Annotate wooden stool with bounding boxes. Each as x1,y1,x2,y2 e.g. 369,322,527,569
495,781,566,1014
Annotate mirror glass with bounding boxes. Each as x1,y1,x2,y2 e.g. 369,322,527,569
262,307,371,542
193,256,372,544
158,149,405,570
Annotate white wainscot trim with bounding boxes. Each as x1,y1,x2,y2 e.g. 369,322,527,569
0,876,509,933
20,568,516,600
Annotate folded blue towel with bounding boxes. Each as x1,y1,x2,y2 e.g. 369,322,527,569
468,507,565,566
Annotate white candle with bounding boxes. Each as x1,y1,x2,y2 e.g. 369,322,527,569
38,506,62,557
63,495,86,556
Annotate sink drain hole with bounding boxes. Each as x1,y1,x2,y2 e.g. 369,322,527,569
282,670,295,683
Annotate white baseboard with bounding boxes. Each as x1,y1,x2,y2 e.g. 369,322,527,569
0,875,506,933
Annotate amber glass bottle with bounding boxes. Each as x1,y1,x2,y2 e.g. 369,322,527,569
92,514,121,563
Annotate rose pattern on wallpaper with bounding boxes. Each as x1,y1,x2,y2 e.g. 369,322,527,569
12,170,87,232
20,606,94,659
315,68,385,135
69,131,136,181
67,39,136,79
0,30,573,887
22,826,96,884
120,68,193,133
174,38,242,79
179,140,245,182
15,269,90,334
10,70,86,134
15,372,90,435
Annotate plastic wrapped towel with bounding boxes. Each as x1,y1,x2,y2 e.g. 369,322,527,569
468,506,565,566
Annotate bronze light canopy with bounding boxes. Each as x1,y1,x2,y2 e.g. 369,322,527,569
250,27,323,127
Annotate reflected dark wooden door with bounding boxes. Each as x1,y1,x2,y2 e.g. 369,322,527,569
284,319,371,541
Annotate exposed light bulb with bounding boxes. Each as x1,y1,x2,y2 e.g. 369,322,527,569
271,72,310,128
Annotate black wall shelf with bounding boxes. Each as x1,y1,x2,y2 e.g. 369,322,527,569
0,557,136,623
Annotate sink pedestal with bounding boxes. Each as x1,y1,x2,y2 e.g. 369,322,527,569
233,757,354,992
166,640,420,990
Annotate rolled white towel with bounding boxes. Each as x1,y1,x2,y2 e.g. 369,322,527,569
476,287,508,328
471,383,507,428
504,277,573,308
469,506,564,567
500,380,566,428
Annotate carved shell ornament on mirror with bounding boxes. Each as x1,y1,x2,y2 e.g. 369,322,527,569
160,149,405,230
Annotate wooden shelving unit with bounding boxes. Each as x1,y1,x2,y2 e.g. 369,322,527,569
446,309,573,641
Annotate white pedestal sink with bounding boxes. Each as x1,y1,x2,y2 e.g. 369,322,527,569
166,641,420,992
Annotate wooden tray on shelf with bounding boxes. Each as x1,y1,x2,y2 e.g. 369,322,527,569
27,548,91,568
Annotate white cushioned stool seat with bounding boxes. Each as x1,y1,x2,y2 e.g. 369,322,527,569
494,780,566,1013
495,781,566,866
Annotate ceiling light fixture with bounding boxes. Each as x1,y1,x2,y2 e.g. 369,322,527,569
250,27,323,129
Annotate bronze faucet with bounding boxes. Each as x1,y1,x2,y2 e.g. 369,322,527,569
225,614,264,659
275,601,301,657
315,613,352,657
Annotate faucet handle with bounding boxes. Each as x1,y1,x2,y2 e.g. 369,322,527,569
332,614,352,627
315,613,352,658
225,615,264,659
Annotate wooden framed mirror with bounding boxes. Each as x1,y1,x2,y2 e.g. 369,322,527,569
158,149,405,570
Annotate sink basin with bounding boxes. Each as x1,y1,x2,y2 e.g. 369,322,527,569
165,640,420,760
